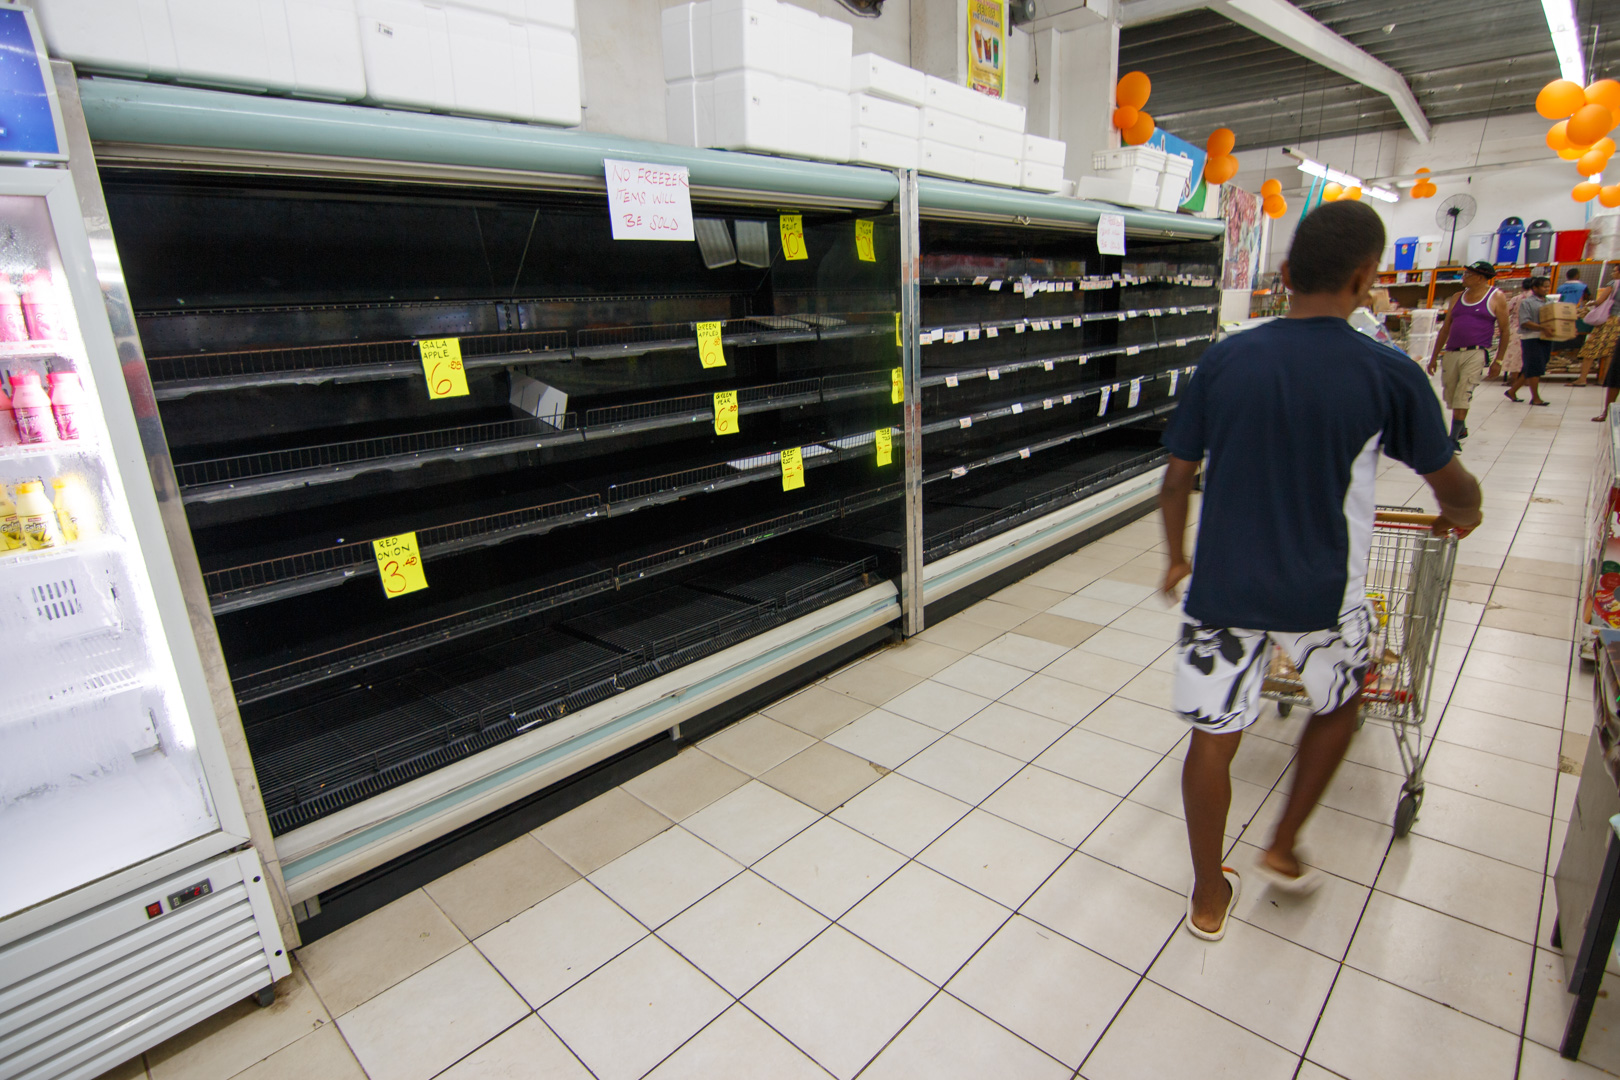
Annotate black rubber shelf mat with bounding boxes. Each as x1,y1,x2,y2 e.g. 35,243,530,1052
245,548,881,836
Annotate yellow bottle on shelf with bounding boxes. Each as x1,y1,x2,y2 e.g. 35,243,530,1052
13,479,60,549
0,484,21,550
52,474,97,542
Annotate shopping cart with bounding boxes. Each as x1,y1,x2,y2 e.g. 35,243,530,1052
1261,507,1460,838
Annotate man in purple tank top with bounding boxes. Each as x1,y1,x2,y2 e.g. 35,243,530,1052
1426,261,1511,448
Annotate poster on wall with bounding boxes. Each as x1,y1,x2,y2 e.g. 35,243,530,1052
968,0,1005,98
1221,185,1262,291
1146,130,1206,211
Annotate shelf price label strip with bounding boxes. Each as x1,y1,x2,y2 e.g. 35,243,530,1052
713,390,739,435
696,322,727,368
419,338,469,399
373,532,428,598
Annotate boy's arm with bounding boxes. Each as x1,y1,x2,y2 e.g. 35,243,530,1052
1160,456,1200,598
1424,458,1482,536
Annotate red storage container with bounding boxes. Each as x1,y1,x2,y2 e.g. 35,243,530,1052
1556,229,1591,261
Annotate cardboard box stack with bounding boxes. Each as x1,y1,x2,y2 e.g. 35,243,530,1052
1543,301,1578,341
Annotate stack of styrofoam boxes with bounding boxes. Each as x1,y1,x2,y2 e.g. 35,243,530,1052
1022,133,1066,193
1406,307,1440,361
354,0,581,125
1157,153,1194,211
848,54,923,170
35,0,368,100
1081,147,1171,209
918,74,1026,186
663,0,853,163
33,0,583,125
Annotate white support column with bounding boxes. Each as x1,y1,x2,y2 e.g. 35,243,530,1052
1057,14,1120,183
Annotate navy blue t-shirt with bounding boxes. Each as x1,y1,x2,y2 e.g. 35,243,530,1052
1163,317,1454,632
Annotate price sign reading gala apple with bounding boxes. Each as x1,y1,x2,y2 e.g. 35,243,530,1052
605,158,695,241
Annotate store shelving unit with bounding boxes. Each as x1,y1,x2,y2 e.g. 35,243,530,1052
77,75,1224,918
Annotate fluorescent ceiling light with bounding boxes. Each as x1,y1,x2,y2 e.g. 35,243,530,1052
1292,153,1400,201
1542,0,1584,84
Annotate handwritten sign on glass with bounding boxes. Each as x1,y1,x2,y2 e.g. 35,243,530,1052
605,158,695,241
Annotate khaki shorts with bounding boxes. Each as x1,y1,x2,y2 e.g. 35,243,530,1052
1440,348,1486,410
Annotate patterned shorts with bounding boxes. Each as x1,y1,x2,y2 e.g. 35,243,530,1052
1172,603,1375,734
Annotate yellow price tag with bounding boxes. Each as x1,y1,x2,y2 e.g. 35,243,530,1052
875,427,892,466
373,532,428,598
696,321,726,368
713,390,739,435
781,447,805,491
856,219,875,262
780,214,808,261
419,338,469,399
891,367,904,405
894,312,901,347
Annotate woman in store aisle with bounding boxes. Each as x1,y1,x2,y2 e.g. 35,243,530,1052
1593,277,1620,422
1497,277,1526,386
1579,274,1620,396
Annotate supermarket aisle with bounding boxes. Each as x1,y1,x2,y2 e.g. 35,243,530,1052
116,384,1606,1080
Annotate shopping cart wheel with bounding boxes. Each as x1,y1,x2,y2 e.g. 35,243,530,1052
1277,703,1293,718
1393,790,1422,838
253,985,276,1008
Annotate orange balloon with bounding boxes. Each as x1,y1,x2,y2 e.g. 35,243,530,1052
1207,127,1236,156
1412,181,1436,198
1260,178,1282,196
1588,79,1620,114
1112,106,1139,131
1548,120,1573,151
1344,186,1363,201
1595,136,1618,157
1262,194,1287,218
1559,145,1588,160
1203,154,1238,185
1117,71,1152,110
1322,182,1343,201
1602,185,1620,209
1575,182,1603,202
1122,110,1155,146
1415,167,1430,174
1538,79,1588,119
1568,103,1616,146
1579,148,1611,176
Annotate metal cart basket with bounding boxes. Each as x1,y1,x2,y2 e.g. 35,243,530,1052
1261,507,1460,837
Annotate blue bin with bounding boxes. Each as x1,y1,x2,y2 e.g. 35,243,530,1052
1495,216,1525,265
1394,236,1419,270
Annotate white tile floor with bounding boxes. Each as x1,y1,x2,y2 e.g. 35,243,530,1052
114,382,1620,1080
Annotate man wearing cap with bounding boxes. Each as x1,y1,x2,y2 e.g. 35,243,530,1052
1427,262,1512,448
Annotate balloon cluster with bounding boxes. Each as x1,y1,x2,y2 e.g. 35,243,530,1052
1260,178,1286,219
1203,128,1238,185
1410,168,1437,198
1113,71,1155,146
1320,183,1362,202
1538,78,1620,206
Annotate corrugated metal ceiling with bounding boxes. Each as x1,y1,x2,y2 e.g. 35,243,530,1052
1119,0,1620,151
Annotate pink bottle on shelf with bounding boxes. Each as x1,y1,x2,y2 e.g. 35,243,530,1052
21,268,66,341
0,380,17,447
0,280,28,342
10,370,58,443
48,371,83,441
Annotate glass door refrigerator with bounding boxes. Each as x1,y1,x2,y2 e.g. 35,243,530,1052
0,15,289,1080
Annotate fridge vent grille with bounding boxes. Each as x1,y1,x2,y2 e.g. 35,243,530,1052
0,555,120,645
30,578,82,622
0,860,280,1080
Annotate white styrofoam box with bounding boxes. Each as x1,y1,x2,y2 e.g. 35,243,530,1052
1076,173,1157,208
34,0,178,77
1093,146,1168,173
453,0,576,29
524,21,582,125
165,0,297,92
1156,171,1185,212
1021,160,1064,193
919,138,976,180
920,107,983,152
711,69,812,157
1023,133,1066,167
818,86,850,162
979,124,1023,159
979,95,1025,133
445,5,528,119
667,80,698,145
924,75,995,124
706,0,782,77
1093,163,1160,195
772,1,820,84
1162,153,1194,181
285,0,367,99
974,153,1021,188
850,92,919,138
357,0,456,111
663,2,696,81
850,52,925,105
850,126,919,169
816,12,853,90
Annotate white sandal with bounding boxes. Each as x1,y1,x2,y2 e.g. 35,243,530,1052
1185,867,1242,941
1253,855,1323,896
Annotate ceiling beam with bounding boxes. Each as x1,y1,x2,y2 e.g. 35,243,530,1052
1120,0,1432,143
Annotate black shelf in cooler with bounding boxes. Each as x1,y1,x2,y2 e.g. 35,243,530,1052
244,545,883,836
